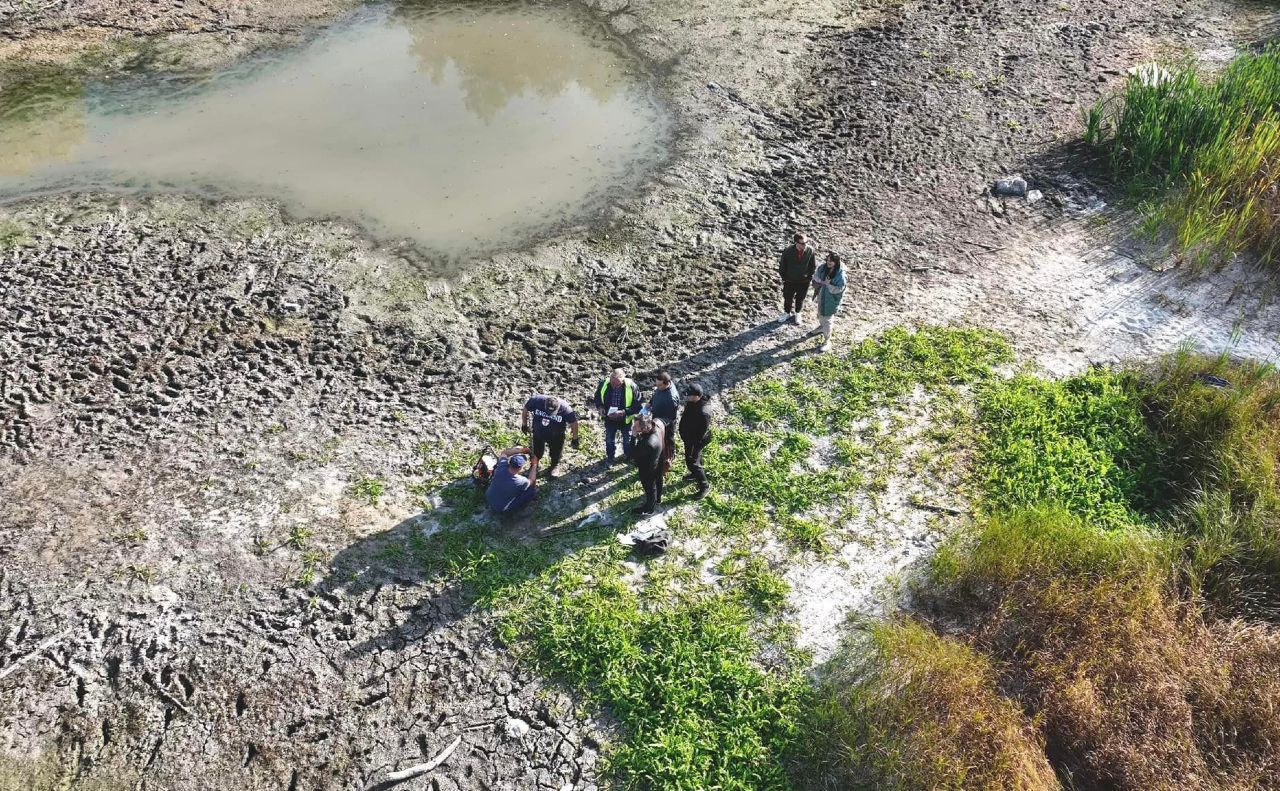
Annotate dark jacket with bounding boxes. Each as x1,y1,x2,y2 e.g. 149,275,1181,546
649,386,680,424
679,400,713,446
629,427,665,477
779,245,816,283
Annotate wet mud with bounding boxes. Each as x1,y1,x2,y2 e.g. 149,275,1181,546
2,0,1275,788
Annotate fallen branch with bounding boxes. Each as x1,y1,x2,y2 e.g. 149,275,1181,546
908,501,969,517
959,238,1006,253
0,627,73,682
376,736,462,788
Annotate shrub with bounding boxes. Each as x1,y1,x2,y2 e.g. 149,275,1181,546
1142,352,1280,609
921,510,1280,791
804,620,1057,791
1084,46,1280,266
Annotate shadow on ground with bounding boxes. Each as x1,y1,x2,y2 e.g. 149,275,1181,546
320,321,817,658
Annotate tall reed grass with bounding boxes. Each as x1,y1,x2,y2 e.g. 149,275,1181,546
1085,46,1280,267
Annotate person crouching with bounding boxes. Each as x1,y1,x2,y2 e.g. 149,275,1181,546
486,447,539,515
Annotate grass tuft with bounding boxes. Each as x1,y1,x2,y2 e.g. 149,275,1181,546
1085,46,1280,267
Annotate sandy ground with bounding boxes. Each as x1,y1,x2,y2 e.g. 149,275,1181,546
4,0,1280,788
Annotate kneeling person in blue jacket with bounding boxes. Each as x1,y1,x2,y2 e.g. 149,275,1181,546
486,448,539,515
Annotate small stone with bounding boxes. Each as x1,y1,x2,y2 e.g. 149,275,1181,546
992,175,1028,197
1026,189,1044,204
609,13,639,35
504,717,531,739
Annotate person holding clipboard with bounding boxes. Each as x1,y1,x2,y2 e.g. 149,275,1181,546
592,367,644,466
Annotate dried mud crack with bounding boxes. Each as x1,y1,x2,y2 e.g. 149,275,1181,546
3,0,1278,789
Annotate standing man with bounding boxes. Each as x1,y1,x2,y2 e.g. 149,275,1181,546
648,371,680,463
679,383,713,499
521,394,580,478
628,414,667,515
592,367,643,465
485,447,539,515
778,232,817,325
812,251,847,353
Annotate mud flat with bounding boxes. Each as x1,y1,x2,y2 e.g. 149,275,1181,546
4,0,1280,788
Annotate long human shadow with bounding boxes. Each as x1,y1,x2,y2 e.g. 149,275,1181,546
630,318,818,402
322,320,818,658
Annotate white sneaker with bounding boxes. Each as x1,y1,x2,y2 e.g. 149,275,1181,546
777,312,790,323
819,342,832,352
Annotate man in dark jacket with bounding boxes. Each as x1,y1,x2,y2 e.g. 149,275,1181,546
778,232,816,325
648,371,680,462
628,414,666,515
679,383,713,499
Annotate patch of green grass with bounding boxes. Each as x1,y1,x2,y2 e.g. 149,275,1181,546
111,525,147,546
717,551,791,613
297,549,326,587
1141,352,1280,607
375,443,808,790
780,516,829,553
1084,46,1280,267
975,352,1280,610
929,507,1177,596
349,475,386,505
287,524,313,550
498,545,805,790
127,564,156,584
975,366,1161,528
0,219,31,251
702,326,1011,538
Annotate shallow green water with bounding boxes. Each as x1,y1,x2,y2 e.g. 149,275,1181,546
0,2,671,260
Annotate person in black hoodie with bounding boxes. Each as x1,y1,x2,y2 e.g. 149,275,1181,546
628,413,666,515
778,232,817,325
679,383,713,499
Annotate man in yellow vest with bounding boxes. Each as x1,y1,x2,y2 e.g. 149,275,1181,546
592,367,644,466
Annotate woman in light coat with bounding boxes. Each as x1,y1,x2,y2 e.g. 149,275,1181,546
812,251,847,352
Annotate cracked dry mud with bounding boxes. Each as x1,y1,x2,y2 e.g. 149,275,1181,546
4,0,1280,789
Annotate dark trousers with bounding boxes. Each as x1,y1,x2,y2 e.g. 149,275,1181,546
604,422,633,461
532,433,565,468
639,469,665,509
498,486,536,514
684,438,708,487
782,280,808,313
661,419,677,460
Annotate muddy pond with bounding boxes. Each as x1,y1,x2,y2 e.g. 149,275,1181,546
0,2,672,262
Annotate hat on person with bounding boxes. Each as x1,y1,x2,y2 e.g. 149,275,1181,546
686,383,704,397
510,455,528,469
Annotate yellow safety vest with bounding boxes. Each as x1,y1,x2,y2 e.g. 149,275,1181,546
598,378,637,424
